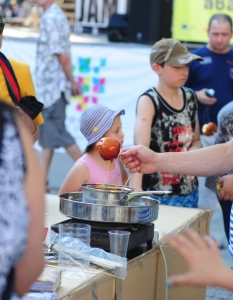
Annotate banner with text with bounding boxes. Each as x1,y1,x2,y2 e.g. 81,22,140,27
2,38,157,151
173,0,233,43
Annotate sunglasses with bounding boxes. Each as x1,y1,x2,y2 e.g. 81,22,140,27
0,22,5,34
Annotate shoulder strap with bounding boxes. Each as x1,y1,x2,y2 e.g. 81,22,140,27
183,86,199,109
183,86,196,100
0,52,21,105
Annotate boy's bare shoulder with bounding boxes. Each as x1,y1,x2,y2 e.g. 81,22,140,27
139,94,152,100
137,94,156,113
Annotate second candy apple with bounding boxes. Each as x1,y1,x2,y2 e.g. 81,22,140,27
96,137,120,161
202,122,217,136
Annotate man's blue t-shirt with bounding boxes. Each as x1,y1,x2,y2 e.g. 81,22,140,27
185,46,233,130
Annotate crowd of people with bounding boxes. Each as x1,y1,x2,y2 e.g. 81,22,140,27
1,0,233,295
0,0,36,18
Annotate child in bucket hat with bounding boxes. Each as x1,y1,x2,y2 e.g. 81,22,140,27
130,38,203,208
59,105,128,193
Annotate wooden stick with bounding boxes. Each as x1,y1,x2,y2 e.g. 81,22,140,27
122,175,131,190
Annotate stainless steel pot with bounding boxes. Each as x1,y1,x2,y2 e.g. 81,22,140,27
81,183,170,205
59,192,160,223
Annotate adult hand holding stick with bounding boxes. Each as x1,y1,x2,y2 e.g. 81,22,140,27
120,145,158,174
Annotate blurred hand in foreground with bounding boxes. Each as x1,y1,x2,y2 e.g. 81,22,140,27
164,229,233,290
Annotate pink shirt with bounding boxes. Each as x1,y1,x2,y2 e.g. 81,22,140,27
78,154,122,185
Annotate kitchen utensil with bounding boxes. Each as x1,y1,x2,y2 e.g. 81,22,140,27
59,192,160,223
51,219,154,251
81,183,171,205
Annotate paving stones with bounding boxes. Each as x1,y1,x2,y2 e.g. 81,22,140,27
206,286,233,300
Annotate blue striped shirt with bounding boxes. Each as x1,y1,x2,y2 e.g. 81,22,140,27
228,203,233,257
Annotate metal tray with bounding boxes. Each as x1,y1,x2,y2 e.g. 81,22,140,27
59,192,160,224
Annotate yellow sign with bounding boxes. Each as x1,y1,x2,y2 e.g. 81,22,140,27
173,0,233,43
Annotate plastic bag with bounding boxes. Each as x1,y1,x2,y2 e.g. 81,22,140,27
45,230,127,280
45,230,59,244
90,247,127,280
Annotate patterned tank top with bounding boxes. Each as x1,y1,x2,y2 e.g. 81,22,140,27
142,87,198,196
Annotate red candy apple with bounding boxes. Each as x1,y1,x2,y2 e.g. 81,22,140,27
202,122,217,136
96,138,120,161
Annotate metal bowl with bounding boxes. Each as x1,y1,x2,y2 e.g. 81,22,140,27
81,183,134,205
59,192,160,224
61,191,83,201
81,183,170,205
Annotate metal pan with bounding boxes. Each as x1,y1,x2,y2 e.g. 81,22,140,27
59,192,160,224
81,183,171,206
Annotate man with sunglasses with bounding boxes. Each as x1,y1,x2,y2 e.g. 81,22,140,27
0,9,43,142
34,0,82,191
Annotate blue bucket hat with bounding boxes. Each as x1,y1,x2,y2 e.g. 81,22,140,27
80,105,125,146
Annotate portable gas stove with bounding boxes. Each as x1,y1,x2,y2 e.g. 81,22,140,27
51,218,154,252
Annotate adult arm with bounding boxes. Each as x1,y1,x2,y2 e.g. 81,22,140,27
120,139,233,177
20,63,44,125
185,66,216,106
164,229,233,290
195,88,217,106
14,106,39,143
13,63,42,142
129,95,155,190
14,119,45,296
58,53,81,96
59,161,89,194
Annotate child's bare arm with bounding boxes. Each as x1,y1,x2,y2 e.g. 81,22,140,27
188,116,202,151
59,161,89,194
186,116,202,179
131,95,155,190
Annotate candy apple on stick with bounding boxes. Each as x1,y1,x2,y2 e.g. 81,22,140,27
96,138,120,161
202,122,217,136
